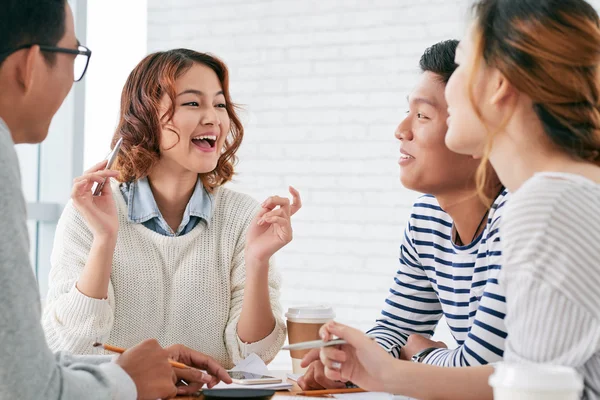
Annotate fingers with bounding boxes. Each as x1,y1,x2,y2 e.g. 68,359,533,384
320,347,347,367
201,357,232,384
313,361,346,389
178,348,232,385
176,367,212,387
319,322,334,342
84,159,108,174
261,195,291,216
73,169,118,184
321,321,367,348
301,348,321,368
257,208,288,226
177,382,203,396
289,186,302,216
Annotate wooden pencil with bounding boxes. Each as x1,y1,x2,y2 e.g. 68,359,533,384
297,387,366,396
92,342,188,369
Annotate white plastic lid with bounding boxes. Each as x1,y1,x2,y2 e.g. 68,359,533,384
285,305,335,323
489,363,584,392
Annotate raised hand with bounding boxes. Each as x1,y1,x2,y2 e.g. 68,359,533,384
245,186,302,265
71,160,119,240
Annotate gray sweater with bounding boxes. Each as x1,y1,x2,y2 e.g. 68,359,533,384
0,119,136,400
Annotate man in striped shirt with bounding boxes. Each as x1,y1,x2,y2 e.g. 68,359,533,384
299,40,509,390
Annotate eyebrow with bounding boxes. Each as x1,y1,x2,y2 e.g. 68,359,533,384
407,95,437,108
177,89,225,97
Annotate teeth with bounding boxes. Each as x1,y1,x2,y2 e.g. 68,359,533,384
192,135,217,141
400,155,413,159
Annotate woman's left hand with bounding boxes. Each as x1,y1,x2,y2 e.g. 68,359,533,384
245,186,302,265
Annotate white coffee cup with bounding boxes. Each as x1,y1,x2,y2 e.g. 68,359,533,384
285,305,336,374
489,363,583,400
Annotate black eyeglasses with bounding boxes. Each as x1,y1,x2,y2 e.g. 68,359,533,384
0,44,92,82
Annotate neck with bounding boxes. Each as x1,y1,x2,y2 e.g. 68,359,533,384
488,110,596,192
436,187,491,246
0,96,25,144
147,162,198,232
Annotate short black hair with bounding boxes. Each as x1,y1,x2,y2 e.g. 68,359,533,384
0,0,67,66
419,39,459,84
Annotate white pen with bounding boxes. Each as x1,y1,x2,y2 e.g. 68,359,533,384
281,335,376,352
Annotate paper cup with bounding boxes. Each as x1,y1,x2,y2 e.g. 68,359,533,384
489,363,583,400
285,305,335,374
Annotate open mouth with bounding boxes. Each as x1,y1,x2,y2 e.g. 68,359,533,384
191,134,217,150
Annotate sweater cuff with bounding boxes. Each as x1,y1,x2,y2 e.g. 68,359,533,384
236,320,285,359
98,358,137,400
55,284,113,328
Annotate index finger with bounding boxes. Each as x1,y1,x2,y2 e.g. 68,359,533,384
84,159,108,175
289,186,302,216
300,348,320,368
199,357,232,384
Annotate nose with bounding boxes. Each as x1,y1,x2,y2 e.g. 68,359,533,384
199,105,220,126
395,114,413,141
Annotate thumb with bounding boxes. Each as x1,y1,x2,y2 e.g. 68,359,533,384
300,348,320,368
326,322,370,348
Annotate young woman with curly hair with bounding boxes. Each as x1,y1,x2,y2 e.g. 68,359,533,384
42,49,300,369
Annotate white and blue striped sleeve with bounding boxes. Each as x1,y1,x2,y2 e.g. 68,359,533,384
366,223,443,358
421,216,507,367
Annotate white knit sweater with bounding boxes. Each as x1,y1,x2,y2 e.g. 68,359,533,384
42,180,286,369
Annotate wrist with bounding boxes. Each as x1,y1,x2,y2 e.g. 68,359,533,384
411,347,439,363
92,233,117,249
244,251,270,270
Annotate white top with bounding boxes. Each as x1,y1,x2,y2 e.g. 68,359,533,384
42,180,286,368
500,172,600,399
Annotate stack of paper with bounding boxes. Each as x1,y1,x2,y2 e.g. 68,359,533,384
210,353,293,391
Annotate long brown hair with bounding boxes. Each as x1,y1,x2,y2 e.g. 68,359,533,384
468,0,600,196
110,49,243,192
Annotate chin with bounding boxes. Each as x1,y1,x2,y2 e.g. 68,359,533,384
191,161,219,174
399,174,419,192
28,128,50,144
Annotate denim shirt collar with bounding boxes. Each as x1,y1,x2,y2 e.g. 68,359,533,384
123,176,213,231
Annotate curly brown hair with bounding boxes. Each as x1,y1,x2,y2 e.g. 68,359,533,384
109,49,243,192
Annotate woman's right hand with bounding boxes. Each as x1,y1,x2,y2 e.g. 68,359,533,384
317,321,396,393
71,160,120,241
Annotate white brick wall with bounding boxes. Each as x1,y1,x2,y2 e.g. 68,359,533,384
146,0,600,369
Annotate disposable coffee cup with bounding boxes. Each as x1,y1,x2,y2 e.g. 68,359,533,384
489,363,583,400
285,305,335,374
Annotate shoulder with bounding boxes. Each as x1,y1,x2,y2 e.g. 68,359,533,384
213,186,261,222
504,173,599,234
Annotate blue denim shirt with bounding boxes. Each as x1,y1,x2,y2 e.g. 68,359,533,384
120,177,213,236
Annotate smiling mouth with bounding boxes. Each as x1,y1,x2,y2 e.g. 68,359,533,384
191,135,217,149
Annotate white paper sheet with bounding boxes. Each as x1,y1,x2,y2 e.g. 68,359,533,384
286,373,302,382
230,353,270,376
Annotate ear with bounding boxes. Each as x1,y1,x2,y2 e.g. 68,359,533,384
489,70,516,107
15,46,41,94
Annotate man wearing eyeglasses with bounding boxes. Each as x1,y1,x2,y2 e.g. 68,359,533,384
0,1,200,399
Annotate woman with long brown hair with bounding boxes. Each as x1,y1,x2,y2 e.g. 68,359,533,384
312,0,600,398
42,49,300,370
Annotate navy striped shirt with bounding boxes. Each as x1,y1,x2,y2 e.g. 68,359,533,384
367,192,509,366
